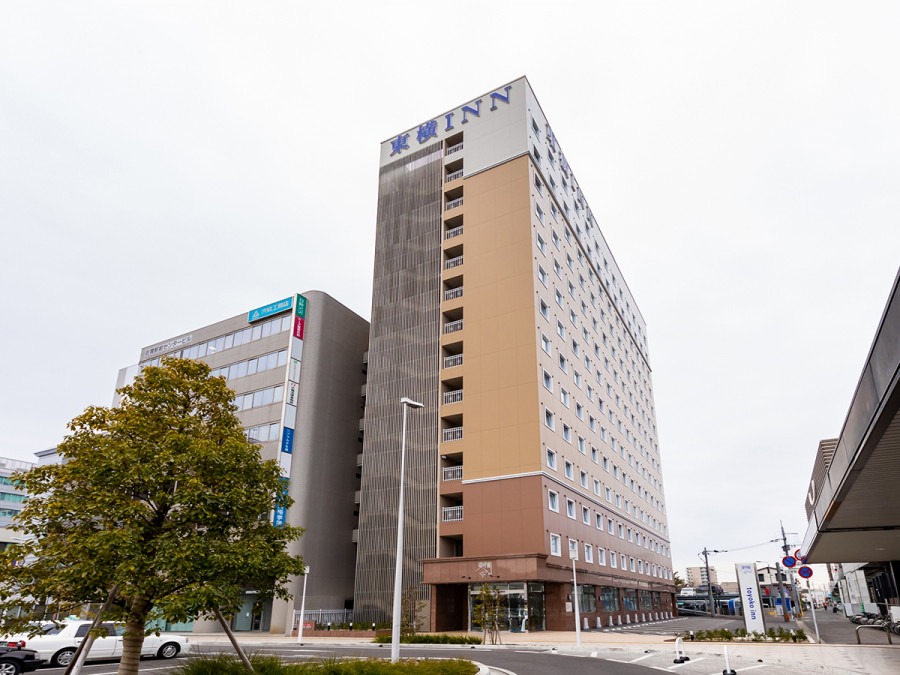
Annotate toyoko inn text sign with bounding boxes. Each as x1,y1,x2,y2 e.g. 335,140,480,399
736,563,766,634
388,85,512,157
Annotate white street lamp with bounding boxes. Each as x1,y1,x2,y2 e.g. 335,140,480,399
391,397,424,663
569,540,582,648
296,566,310,644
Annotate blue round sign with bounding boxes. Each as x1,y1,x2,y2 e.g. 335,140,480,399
798,566,813,579
782,555,797,568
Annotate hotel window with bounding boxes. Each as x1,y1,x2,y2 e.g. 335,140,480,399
598,548,607,565
545,409,556,429
540,299,549,319
546,448,557,470
548,490,559,512
543,370,553,391
593,479,601,495
618,524,624,538
559,354,568,372
541,333,552,354
553,259,563,277
591,447,599,464
638,560,644,574
533,172,543,192
574,371,582,387
577,436,586,453
555,289,564,307
557,320,566,338
607,519,615,534
566,499,576,519
576,404,584,421
537,234,546,254
565,460,574,479
569,310,577,326
560,388,570,406
550,533,561,556
630,557,636,572
535,204,544,223
580,471,588,488
610,552,618,569
538,265,548,287
605,487,612,502
582,506,590,524
595,512,603,529
584,544,593,563
562,424,572,442
571,339,580,356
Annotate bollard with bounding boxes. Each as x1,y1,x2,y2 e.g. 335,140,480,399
327,622,331,631
673,636,690,664
596,617,602,629
790,629,797,643
583,617,589,631
626,614,631,624
609,616,614,627
722,644,736,675
689,630,695,641
617,615,623,626
349,623,353,631
372,622,375,632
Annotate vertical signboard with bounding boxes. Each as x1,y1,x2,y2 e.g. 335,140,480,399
736,563,766,634
273,292,308,526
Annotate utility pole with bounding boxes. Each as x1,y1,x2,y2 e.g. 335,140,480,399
775,561,790,622
702,547,714,616
780,521,803,618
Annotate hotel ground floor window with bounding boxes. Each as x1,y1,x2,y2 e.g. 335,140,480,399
468,582,546,632
652,591,661,610
623,588,638,612
599,586,619,612
640,590,653,611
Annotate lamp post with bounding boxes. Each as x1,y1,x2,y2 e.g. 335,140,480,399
296,566,310,644
391,397,424,664
569,540,582,648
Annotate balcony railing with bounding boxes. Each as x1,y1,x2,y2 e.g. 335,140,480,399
443,465,463,481
442,426,463,442
444,255,463,270
443,287,463,301
443,320,463,335
446,143,464,156
445,197,464,211
442,505,464,522
444,225,463,239
445,169,463,182
443,389,463,404
443,354,463,368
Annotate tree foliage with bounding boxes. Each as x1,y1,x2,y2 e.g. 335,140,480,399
0,357,305,674
471,584,503,645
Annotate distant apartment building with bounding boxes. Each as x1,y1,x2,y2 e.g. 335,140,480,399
685,566,719,588
116,291,369,633
354,77,674,632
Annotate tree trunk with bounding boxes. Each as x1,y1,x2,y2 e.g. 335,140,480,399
214,607,254,672
117,597,150,675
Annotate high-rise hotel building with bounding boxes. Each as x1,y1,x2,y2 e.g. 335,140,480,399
355,77,674,631
117,291,368,634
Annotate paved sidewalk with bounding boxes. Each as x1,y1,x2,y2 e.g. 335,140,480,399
189,627,900,675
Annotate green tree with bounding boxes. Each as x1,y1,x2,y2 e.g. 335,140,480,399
0,357,305,675
472,584,503,645
673,572,686,593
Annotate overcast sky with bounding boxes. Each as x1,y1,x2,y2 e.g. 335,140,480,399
2,1,898,583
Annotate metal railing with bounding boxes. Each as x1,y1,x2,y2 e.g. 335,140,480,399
443,390,463,404
445,197,464,210
445,169,463,182
444,225,463,239
443,465,463,481
442,505,464,522
444,255,463,270
443,320,463,334
442,426,463,442
446,143,464,156
292,609,354,629
443,354,463,368
443,287,463,301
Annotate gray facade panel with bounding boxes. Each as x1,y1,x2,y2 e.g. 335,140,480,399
354,146,442,623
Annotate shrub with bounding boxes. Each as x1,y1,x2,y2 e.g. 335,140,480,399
177,655,478,675
373,634,481,645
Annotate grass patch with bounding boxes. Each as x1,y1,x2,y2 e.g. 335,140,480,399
177,654,479,675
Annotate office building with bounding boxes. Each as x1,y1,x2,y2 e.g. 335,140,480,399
354,77,675,631
802,268,900,614
118,291,369,633
0,456,35,553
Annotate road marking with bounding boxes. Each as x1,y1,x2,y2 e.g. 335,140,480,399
628,653,655,662
670,656,704,668
706,666,768,675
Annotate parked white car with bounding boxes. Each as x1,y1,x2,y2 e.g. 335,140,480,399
5,621,190,667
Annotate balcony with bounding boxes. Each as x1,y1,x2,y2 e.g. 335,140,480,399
443,320,463,335
444,225,463,240
442,505,464,522
442,426,463,442
443,287,463,301
445,197,464,211
444,255,464,270
445,169,463,182
443,354,463,368
443,389,463,405
445,143,464,156
443,465,463,481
